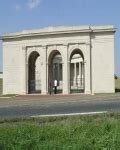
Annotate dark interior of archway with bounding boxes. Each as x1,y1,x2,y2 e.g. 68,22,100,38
28,51,40,93
48,50,61,81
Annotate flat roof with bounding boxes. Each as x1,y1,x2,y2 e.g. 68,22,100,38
1,25,116,40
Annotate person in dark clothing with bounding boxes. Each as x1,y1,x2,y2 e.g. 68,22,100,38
49,80,52,95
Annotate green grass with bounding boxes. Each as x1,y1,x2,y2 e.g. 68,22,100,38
0,94,17,97
0,113,120,149
115,78,120,92
0,78,3,95
115,78,120,88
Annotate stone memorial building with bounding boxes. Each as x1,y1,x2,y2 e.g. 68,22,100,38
1,25,116,95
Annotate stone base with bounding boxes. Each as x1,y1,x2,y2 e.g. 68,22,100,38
85,91,91,94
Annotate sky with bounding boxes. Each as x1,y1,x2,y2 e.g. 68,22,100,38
0,0,119,76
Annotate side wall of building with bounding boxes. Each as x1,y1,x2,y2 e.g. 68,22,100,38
92,32,115,93
3,43,25,94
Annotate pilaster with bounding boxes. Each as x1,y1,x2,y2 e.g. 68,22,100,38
22,46,28,95
41,46,47,94
62,45,70,94
84,44,91,94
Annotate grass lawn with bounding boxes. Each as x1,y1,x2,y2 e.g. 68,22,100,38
0,78,2,95
0,113,120,150
115,77,120,92
0,94,17,98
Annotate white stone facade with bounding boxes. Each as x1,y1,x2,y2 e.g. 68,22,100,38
1,25,116,95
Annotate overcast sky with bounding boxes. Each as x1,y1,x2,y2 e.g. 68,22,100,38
0,0,120,75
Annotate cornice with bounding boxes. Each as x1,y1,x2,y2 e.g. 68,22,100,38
1,25,116,40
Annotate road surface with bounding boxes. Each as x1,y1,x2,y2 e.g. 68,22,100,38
0,94,120,119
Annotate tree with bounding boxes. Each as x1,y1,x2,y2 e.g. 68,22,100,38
114,74,118,80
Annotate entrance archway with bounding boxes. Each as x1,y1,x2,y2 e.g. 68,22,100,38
28,51,41,93
48,50,63,94
70,49,85,93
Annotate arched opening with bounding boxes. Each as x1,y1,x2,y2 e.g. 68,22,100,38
70,49,85,93
48,50,63,94
28,51,41,93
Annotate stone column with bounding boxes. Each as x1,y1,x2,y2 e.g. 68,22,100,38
82,62,84,78
79,62,81,77
74,63,77,87
63,45,70,94
84,45,91,94
81,62,84,86
74,63,76,78
78,62,81,86
58,63,60,88
58,63,59,81
41,46,47,94
60,63,62,89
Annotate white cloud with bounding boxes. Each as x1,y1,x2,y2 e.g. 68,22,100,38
27,0,42,10
15,5,21,11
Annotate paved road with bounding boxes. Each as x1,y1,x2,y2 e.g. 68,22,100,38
0,95,120,119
